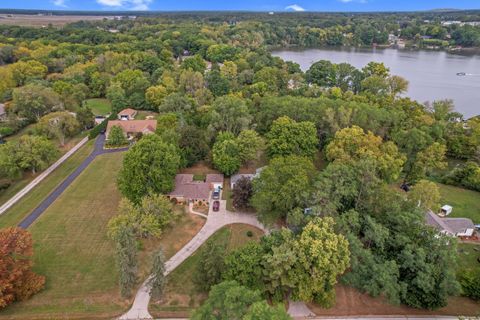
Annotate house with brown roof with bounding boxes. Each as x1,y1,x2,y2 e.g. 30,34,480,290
167,174,224,205
118,108,137,121
425,210,476,238
106,119,157,140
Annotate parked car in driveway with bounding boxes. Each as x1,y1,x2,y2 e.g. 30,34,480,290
212,190,220,200
213,200,220,212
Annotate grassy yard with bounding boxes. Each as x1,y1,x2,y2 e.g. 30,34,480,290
222,178,234,211
84,98,112,116
0,151,126,319
149,224,264,317
435,182,480,224
457,243,480,273
0,140,95,227
136,110,159,120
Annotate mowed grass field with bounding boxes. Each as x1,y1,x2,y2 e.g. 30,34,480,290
84,98,112,116
149,224,264,317
436,182,480,224
0,152,126,319
0,141,95,227
0,14,111,27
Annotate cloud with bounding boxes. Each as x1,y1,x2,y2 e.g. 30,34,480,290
52,0,68,7
285,4,306,11
96,0,152,10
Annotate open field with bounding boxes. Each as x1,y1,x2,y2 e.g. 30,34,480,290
0,140,94,225
84,98,112,116
149,224,264,317
0,152,126,319
0,14,112,27
436,182,480,224
308,285,480,317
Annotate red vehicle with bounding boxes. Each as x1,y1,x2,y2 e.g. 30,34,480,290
212,200,220,212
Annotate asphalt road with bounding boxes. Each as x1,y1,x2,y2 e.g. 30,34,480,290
18,134,128,229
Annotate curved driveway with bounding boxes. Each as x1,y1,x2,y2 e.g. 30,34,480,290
119,202,268,320
18,134,128,229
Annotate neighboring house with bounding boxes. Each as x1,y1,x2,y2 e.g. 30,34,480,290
230,167,265,189
118,108,137,121
0,104,6,121
425,210,476,238
168,174,224,205
106,120,157,139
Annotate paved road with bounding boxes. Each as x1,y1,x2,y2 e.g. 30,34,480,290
119,199,268,320
18,134,128,229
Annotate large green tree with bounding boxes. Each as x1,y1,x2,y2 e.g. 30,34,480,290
117,135,181,204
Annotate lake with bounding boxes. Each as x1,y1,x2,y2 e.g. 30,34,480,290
272,47,480,119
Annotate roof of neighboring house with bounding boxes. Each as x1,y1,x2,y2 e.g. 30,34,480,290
118,108,137,117
205,174,224,183
443,217,475,235
169,174,224,200
425,210,475,235
0,104,5,116
107,120,157,135
231,173,255,186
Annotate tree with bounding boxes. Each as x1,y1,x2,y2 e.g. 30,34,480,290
117,135,181,204
37,111,80,146
15,135,58,174
0,227,45,309
192,281,290,320
159,93,195,114
251,156,316,222
146,85,168,108
11,84,62,121
206,70,230,97
407,180,440,211
237,130,263,166
115,226,137,298
106,82,127,113
243,301,291,320
112,69,150,108
325,126,405,182
224,242,264,291
9,60,47,86
292,218,350,307
232,177,254,209
362,61,390,78
266,116,318,159
76,107,95,130
148,249,166,298
459,269,480,301
194,240,226,292
179,125,209,166
209,96,251,135
106,125,128,147
306,60,336,87
409,142,447,182
212,135,241,176
182,54,207,73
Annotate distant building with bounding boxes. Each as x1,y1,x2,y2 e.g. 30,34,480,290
425,210,475,238
440,205,453,216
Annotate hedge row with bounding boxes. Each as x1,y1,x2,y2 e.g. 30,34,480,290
88,113,117,140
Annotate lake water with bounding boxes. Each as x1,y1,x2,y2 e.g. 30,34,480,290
272,47,480,119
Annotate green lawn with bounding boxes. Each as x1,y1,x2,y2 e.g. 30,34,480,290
136,110,158,120
457,243,480,273
436,182,480,224
149,224,264,317
0,152,126,320
0,141,95,227
84,98,112,116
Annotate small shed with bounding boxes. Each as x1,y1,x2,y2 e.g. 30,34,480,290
441,205,453,216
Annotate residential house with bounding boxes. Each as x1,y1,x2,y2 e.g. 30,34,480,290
425,210,476,238
118,108,137,121
230,167,265,189
106,119,157,140
168,174,224,205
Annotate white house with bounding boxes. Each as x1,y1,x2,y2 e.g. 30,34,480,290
425,210,475,237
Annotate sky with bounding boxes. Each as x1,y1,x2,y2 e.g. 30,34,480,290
0,0,479,12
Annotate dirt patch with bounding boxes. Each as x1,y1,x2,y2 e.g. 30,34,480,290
308,285,480,317
180,161,220,175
